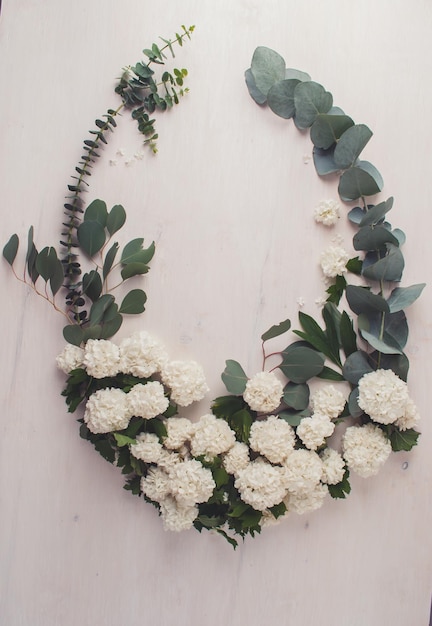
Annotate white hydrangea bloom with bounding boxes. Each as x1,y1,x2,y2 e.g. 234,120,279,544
342,423,391,478
162,417,195,450
127,381,169,419
157,449,183,471
130,432,163,464
314,199,341,226
140,466,171,503
83,339,120,378
311,385,346,418
320,245,350,278
161,360,209,407
222,441,250,475
285,483,329,514
190,414,236,459
249,415,296,463
235,460,288,511
358,369,410,424
243,371,284,413
168,459,215,506
56,344,85,374
296,413,335,450
320,447,346,485
119,331,168,378
395,397,420,431
84,387,129,434
159,496,198,532
283,449,323,493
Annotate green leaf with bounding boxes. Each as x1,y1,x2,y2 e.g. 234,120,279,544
107,204,126,236
267,79,300,119
294,311,340,365
26,226,39,283
113,433,136,447
348,387,363,417
328,470,351,499
63,324,84,346
359,197,394,226
50,257,64,295
77,220,106,257
120,239,144,263
94,439,116,463
293,81,333,129
338,161,383,201
102,242,119,279
279,410,310,426
261,318,291,342
120,262,151,280
3,234,19,265
342,350,373,385
316,366,344,381
121,239,155,265
279,344,325,383
377,353,409,382
333,124,373,169
285,68,311,81
346,257,363,275
84,199,108,227
119,289,147,314
221,360,248,394
82,270,102,302
244,68,267,105
345,285,389,315
362,243,405,282
99,313,123,339
313,146,340,176
89,294,115,326
353,226,399,251
340,311,357,357
283,382,310,410
359,328,403,355
35,246,58,281
387,283,426,313
212,395,246,420
389,428,420,452
310,114,354,150
250,46,286,96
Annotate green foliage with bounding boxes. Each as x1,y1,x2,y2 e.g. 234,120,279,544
279,343,325,383
328,470,351,499
261,318,291,342
221,360,248,394
3,234,19,266
283,382,309,410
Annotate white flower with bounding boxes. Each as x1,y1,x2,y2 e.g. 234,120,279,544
222,442,250,475
116,148,125,156
159,496,198,532
162,417,194,450
285,483,328,514
249,416,296,463
140,466,171,503
314,199,341,226
358,369,410,425
190,414,236,459
283,449,323,493
296,413,335,450
320,448,346,485
84,388,129,434
168,459,215,506
83,339,120,379
296,297,305,308
119,331,168,378
130,433,163,464
56,344,85,374
342,423,391,478
320,245,350,278
127,381,169,419
243,371,284,413
315,296,327,308
311,385,346,418
235,460,288,511
395,397,420,431
161,360,209,407
157,449,183,472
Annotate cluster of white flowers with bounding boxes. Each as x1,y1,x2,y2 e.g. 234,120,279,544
127,381,169,419
235,460,288,511
249,415,295,463
243,371,284,413
314,199,341,226
342,423,392,478
161,360,209,407
83,339,121,379
320,245,350,278
56,344,84,374
84,387,130,434
296,413,335,450
190,413,236,459
320,448,346,485
119,331,168,377
311,385,346,418
358,369,419,427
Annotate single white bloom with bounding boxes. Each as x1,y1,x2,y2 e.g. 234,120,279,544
83,339,120,379
296,413,335,451
84,387,129,434
168,459,215,506
296,297,305,308
320,448,346,485
161,360,209,407
243,371,284,413
358,369,410,424
140,466,171,503
285,483,328,514
134,151,145,160
311,385,346,418
320,245,350,278
342,423,391,478
119,331,168,378
56,344,85,374
116,148,125,156
314,199,341,226
130,432,163,464
127,381,169,419
315,296,327,308
283,449,323,493
249,415,296,463
190,414,236,459
302,154,311,164
159,496,198,532
222,441,250,475
157,449,183,472
162,417,195,450
235,460,288,511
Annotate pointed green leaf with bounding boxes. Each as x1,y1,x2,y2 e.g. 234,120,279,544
362,243,405,282
119,289,147,314
77,220,106,257
221,360,248,394
353,226,399,251
261,318,291,342
50,258,64,295
107,204,126,236
229,409,253,443
316,366,344,381
3,234,19,265
103,242,119,279
333,124,373,169
82,270,102,302
387,283,426,313
294,311,339,365
89,294,115,325
359,197,394,226
345,285,389,315
113,434,136,447
340,311,357,357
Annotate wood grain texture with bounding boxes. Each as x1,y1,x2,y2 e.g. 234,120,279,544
1,1,431,625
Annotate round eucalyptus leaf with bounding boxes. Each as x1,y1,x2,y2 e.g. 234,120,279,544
285,68,311,82
313,146,340,176
342,350,373,384
347,206,365,225
359,197,393,226
107,204,126,236
345,285,389,315
283,382,310,410
293,81,333,129
353,225,399,251
63,324,85,346
221,360,248,395
267,79,300,119
348,387,363,418
250,46,286,96
384,310,408,349
333,124,373,169
119,289,147,314
362,243,405,282
359,328,403,355
244,68,267,105
99,313,123,339
310,114,354,150
279,346,324,383
3,234,19,266
338,161,383,201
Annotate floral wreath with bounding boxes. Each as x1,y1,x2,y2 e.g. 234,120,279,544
3,33,424,548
